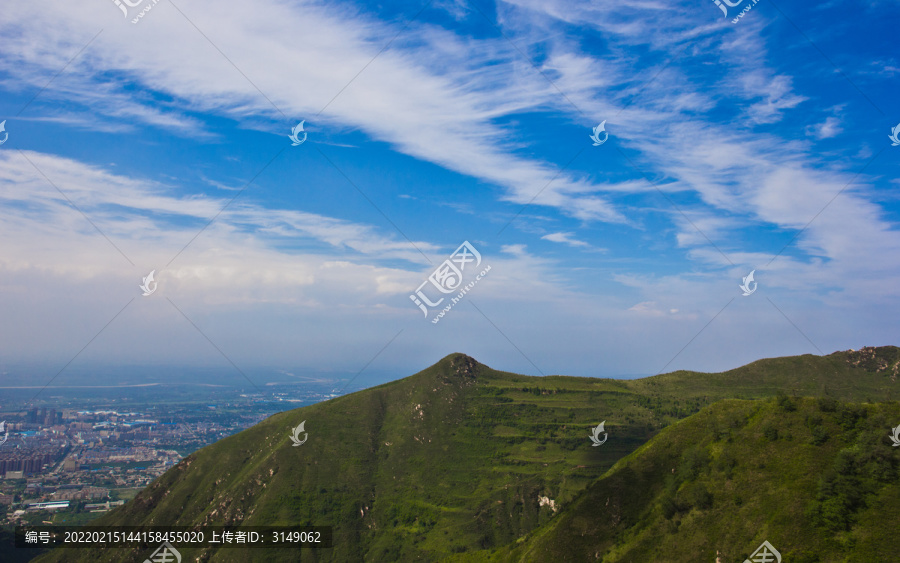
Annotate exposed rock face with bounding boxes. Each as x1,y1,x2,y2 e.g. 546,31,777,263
447,353,479,385
841,346,900,380
537,495,558,513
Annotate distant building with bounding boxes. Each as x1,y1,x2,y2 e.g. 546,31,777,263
26,500,69,511
85,499,125,512
82,486,109,499
53,486,108,501
0,452,56,475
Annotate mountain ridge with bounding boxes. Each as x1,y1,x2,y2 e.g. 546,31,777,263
32,347,900,562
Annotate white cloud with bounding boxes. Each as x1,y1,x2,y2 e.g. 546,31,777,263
810,116,843,139
742,74,807,124
541,231,589,247
0,150,438,291
501,244,528,256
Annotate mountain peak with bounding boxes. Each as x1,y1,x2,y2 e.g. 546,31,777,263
439,353,481,381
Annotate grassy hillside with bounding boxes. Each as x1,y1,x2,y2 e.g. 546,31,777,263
483,397,900,562
31,347,900,562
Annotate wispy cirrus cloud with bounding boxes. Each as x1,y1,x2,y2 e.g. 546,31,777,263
0,0,626,223
0,150,438,272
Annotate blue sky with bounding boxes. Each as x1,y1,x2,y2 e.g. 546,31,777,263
0,0,898,391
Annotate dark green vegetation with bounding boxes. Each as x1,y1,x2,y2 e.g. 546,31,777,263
485,397,899,562
32,346,900,562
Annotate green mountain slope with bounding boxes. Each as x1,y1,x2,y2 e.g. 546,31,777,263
484,397,900,562
32,347,900,562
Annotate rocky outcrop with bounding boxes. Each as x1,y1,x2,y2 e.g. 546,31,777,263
839,346,900,381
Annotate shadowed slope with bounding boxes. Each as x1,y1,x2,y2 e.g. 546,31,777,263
485,397,900,562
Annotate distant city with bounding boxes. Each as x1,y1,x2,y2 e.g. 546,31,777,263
0,382,345,528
